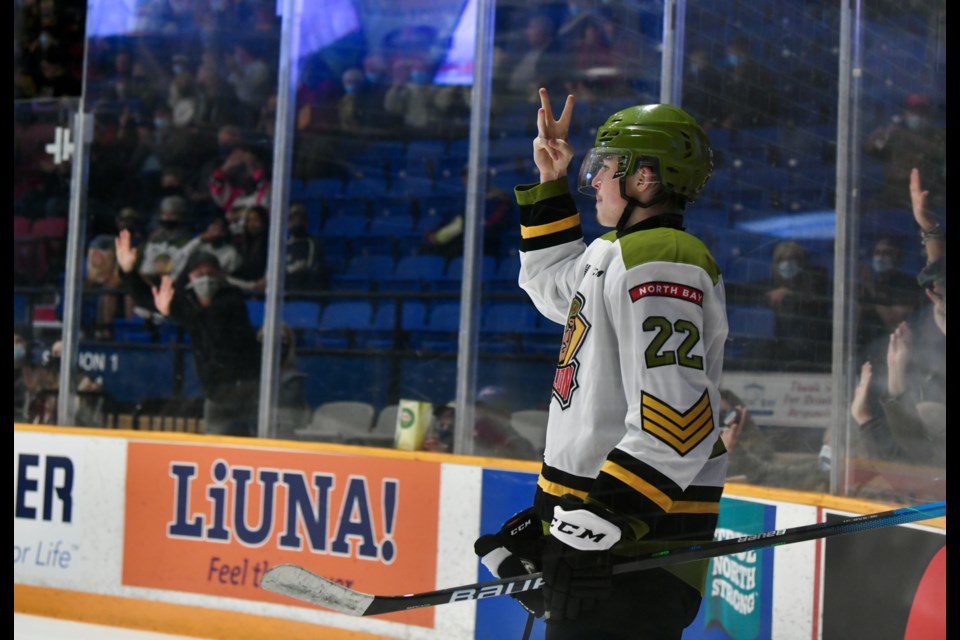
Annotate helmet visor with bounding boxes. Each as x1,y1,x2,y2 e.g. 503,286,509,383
577,148,632,196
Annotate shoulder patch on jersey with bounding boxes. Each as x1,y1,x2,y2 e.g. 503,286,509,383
640,389,715,455
552,292,590,409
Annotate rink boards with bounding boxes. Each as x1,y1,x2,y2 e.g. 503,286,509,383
14,424,945,640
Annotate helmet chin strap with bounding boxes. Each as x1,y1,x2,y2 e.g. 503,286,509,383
616,179,669,234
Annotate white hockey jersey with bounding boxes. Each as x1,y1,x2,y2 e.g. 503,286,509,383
517,178,729,592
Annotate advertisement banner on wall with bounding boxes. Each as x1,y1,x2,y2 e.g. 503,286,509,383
122,442,442,627
15,432,128,588
696,498,777,639
821,509,945,639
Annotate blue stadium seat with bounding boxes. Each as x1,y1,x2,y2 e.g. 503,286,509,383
328,254,395,291
479,302,542,354
379,254,447,292
359,301,429,349
282,300,322,329
245,299,265,328
304,301,373,348
319,215,369,268
408,301,460,352
433,255,496,292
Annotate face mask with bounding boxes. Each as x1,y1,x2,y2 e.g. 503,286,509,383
872,257,894,274
410,71,429,85
343,84,358,94
154,118,169,131
189,275,221,299
14,344,26,366
290,226,309,238
208,236,227,248
159,219,180,230
904,114,925,131
365,72,383,84
777,260,801,280
727,54,740,67
226,164,248,184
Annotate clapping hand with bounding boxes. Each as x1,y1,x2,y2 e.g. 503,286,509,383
114,229,138,273
151,275,175,317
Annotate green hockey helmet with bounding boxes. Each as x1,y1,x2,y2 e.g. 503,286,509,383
577,104,713,203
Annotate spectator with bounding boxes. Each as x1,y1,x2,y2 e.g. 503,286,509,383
194,54,242,131
285,203,325,291
856,235,926,375
14,332,35,422
682,45,725,130
383,57,468,137
557,10,624,102
137,194,195,283
116,234,261,437
167,67,204,130
84,233,124,339
493,12,565,109
719,389,828,491
35,46,82,98
718,35,779,128
419,168,515,260
864,93,945,211
225,41,273,127
421,387,537,461
727,240,833,371
181,215,243,277
208,142,271,214
337,67,398,137
230,204,269,291
259,323,310,439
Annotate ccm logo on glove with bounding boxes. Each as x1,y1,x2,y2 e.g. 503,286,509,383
550,505,622,551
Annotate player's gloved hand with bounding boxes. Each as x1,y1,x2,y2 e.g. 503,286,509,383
541,494,629,621
474,506,545,617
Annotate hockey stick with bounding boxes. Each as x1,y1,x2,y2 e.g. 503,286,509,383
261,500,945,617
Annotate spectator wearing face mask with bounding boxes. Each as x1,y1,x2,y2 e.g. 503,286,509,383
864,92,945,211
856,235,926,374
208,142,271,214
137,195,195,282
727,240,832,371
116,232,261,437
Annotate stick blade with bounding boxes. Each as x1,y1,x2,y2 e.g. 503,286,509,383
261,564,374,616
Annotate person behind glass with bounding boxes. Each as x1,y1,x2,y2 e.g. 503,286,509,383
863,93,945,211
208,142,271,214
682,45,725,130
718,35,778,129
719,389,828,491
419,167,515,260
115,232,261,437
474,90,728,638
137,195,195,284
180,215,243,278
855,234,926,383
258,323,309,439
728,240,832,371
285,203,326,291
850,168,945,493
14,331,37,423
421,389,536,461
229,204,269,293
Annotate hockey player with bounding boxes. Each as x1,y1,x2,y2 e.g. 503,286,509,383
476,89,729,639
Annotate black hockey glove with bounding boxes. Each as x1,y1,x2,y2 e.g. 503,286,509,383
474,506,545,617
541,494,630,622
